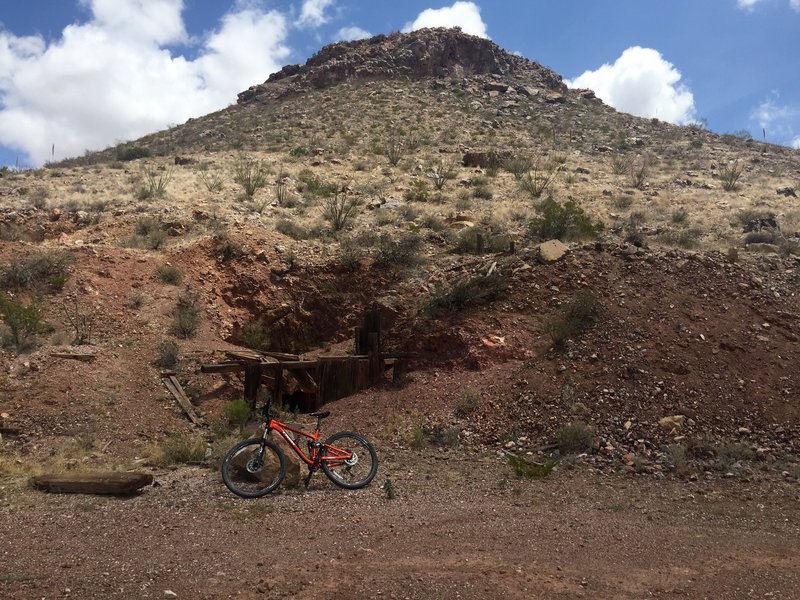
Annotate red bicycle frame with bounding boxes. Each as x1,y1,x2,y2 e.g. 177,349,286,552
264,419,351,467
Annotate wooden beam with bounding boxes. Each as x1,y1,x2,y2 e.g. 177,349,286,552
162,376,204,426
200,362,244,374
30,471,153,495
50,352,96,362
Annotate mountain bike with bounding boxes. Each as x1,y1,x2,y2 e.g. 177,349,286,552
220,398,378,498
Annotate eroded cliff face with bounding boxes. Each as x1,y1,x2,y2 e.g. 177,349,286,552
238,27,566,104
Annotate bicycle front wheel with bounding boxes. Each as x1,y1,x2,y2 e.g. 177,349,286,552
221,437,286,498
320,431,378,489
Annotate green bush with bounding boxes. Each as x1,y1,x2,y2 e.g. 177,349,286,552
453,227,511,255
156,340,179,368
374,232,423,268
507,454,557,478
546,291,600,351
556,422,593,454
529,198,601,241
275,218,308,240
224,399,252,432
240,318,270,351
155,264,182,285
297,169,337,198
0,294,45,351
116,146,151,161
403,179,430,202
170,291,200,339
1,251,71,292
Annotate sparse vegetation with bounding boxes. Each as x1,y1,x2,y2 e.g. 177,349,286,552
718,160,744,191
507,454,557,478
453,388,481,418
198,169,224,193
374,232,423,268
425,272,508,314
156,339,179,368
519,161,555,198
116,146,151,161
0,294,45,351
61,299,94,345
170,290,200,339
155,264,182,285
151,432,207,467
556,422,593,454
322,194,359,232
546,291,600,351
1,251,71,292
232,156,268,197
240,318,270,351
529,198,601,241
223,399,252,433
135,167,172,200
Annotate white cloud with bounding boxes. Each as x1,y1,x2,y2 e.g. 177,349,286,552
403,1,488,39
793,137,800,149
566,46,696,125
749,93,799,144
297,0,335,28
0,0,290,165
737,0,800,10
335,26,371,42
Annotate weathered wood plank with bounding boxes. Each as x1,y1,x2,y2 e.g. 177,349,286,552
200,362,244,374
50,352,96,362
162,376,203,426
30,471,153,495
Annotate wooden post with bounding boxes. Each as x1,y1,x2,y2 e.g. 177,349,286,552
392,358,408,385
244,362,262,409
273,365,284,408
476,233,484,254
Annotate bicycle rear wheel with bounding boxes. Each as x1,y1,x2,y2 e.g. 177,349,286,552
221,437,286,498
320,431,378,489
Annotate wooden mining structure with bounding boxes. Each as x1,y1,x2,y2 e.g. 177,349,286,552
200,310,409,413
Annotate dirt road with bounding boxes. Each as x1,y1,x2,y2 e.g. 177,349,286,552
2,453,799,600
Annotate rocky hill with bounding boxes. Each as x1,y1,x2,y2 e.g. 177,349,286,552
1,27,799,481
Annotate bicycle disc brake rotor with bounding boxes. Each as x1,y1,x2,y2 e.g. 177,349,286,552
245,455,263,473
344,452,358,467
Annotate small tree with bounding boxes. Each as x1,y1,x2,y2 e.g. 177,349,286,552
0,294,44,351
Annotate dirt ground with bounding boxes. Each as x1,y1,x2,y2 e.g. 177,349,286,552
2,451,799,600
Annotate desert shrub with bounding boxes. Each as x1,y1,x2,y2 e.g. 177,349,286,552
155,264,182,285
297,170,337,198
453,388,481,418
426,273,508,314
156,339,179,368
322,194,359,232
718,160,744,191
425,161,456,190
504,156,533,180
337,238,363,271
374,232,423,268
61,299,93,345
1,251,71,292
413,425,460,448
224,399,252,433
689,139,703,149
529,198,601,241
658,227,703,249
546,291,600,351
198,170,224,193
240,318,270,351
0,294,45,351
519,162,555,198
117,146,151,161
152,432,206,467
232,156,268,198
404,179,430,202
610,155,631,175
472,179,493,200
135,167,171,200
453,227,511,255
671,207,689,224
507,454,557,478
384,135,406,166
612,194,635,210
275,218,308,240
556,422,593,454
170,290,200,339
289,146,309,157
628,157,649,189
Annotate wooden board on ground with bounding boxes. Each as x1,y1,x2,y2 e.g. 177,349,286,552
162,375,204,426
30,471,154,495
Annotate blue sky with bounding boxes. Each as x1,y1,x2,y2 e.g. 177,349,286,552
1,0,799,167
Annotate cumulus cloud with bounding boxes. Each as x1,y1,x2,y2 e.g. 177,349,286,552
0,0,290,165
566,46,696,125
335,26,371,42
297,0,335,28
792,0,800,11
793,137,800,149
403,1,488,38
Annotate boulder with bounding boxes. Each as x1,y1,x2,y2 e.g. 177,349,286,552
776,186,797,198
538,239,568,262
658,415,685,432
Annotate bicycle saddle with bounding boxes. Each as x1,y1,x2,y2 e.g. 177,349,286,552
310,411,330,418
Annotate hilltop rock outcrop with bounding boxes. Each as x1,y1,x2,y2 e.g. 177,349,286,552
238,28,566,103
